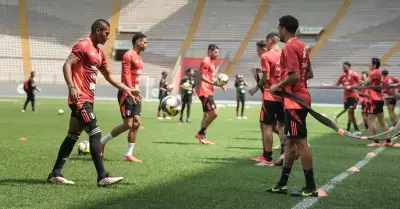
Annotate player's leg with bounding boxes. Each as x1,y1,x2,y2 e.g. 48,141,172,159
179,98,187,122
335,103,348,123
22,92,32,112
241,95,246,119
348,98,360,135
186,96,192,122
196,96,218,144
375,101,391,146
275,102,287,166
47,111,84,185
255,101,277,166
367,101,380,146
236,95,240,118
387,101,397,127
31,92,36,112
361,102,369,130
124,113,143,162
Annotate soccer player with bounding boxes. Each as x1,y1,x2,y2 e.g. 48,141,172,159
195,44,225,145
336,62,362,135
157,71,171,120
100,33,147,163
364,58,391,147
234,74,248,119
382,69,399,128
179,68,197,123
47,19,140,186
266,15,317,197
360,71,370,130
22,71,41,112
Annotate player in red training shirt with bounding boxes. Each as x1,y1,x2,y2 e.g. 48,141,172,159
336,62,362,135
265,15,317,197
363,58,391,147
47,19,140,186
22,71,41,112
360,71,371,131
100,33,147,163
381,69,398,128
195,44,225,145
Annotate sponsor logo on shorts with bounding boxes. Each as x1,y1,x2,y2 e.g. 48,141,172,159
126,110,132,116
89,112,95,120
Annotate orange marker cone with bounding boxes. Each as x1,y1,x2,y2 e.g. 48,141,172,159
367,152,377,157
347,167,360,172
178,123,182,126
393,143,400,147
317,189,328,197
19,137,27,141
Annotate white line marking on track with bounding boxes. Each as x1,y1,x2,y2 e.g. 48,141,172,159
290,145,388,209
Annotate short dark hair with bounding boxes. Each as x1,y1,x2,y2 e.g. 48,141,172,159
208,44,219,51
162,71,167,76
382,69,389,76
186,68,193,73
266,32,279,40
361,71,369,77
91,19,110,33
343,61,351,68
132,32,147,46
279,15,299,34
371,57,381,69
256,40,266,48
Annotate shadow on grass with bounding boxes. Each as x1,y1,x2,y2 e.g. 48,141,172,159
153,141,196,145
232,137,259,140
0,178,46,185
226,146,260,150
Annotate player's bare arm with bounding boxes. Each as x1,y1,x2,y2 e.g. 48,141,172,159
63,55,80,104
99,66,142,102
200,73,223,87
270,72,299,93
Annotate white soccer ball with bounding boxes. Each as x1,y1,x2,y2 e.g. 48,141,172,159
167,84,174,91
181,82,191,90
217,74,229,86
57,109,64,115
161,95,182,117
77,141,90,155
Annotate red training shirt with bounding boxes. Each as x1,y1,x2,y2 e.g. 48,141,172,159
336,70,361,101
198,56,216,97
261,48,282,102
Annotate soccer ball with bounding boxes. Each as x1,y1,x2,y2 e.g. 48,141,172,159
57,109,64,115
181,82,191,90
217,74,229,86
161,95,182,117
166,84,174,91
77,141,90,155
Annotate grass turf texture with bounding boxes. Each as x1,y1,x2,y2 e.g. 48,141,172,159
0,98,399,209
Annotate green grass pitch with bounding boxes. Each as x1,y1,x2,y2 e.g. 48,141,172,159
0,98,399,209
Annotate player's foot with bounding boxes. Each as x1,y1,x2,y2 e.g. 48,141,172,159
290,187,318,197
383,141,393,147
203,139,215,145
21,110,26,113
265,185,288,194
389,126,396,131
186,118,192,123
157,117,164,120
101,143,105,160
255,159,274,167
237,116,242,119
242,116,248,120
275,154,284,166
367,142,381,147
393,143,400,147
165,117,171,120
179,119,185,123
123,155,143,163
97,173,123,187
250,155,265,162
47,173,75,185
195,134,214,144
354,131,362,136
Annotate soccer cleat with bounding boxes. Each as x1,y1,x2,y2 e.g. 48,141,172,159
204,139,215,145
157,117,164,120
255,160,274,167
123,155,143,163
242,116,248,120
47,173,75,185
383,141,393,147
290,187,318,197
21,110,26,113
354,131,362,136
195,134,208,144
367,142,381,147
265,185,288,194
179,119,185,123
186,118,192,123
97,174,123,187
250,155,265,162
237,116,242,119
165,117,171,120
101,143,105,160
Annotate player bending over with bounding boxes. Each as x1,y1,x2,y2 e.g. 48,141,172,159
336,62,362,135
47,19,140,186
157,71,172,120
195,44,225,145
363,58,391,147
382,69,398,128
179,68,197,123
100,33,147,163
266,15,318,197
234,74,248,119
22,71,41,112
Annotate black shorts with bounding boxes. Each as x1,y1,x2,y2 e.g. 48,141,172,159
199,96,216,112
118,90,141,118
69,101,97,126
344,97,358,109
284,109,308,139
361,102,370,113
182,94,193,104
386,99,397,106
369,100,384,115
237,94,245,103
260,100,284,125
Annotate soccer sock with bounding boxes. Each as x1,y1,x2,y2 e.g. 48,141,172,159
100,133,113,145
198,127,206,135
347,123,351,131
303,168,316,190
186,103,191,119
393,122,397,127
386,139,392,143
364,120,369,129
263,150,272,161
277,167,292,186
241,101,245,117
236,102,239,117
280,144,285,155
125,143,135,156
51,132,80,175
23,99,29,110
180,103,186,120
374,140,379,143
31,99,35,111
88,130,106,180
353,123,359,131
